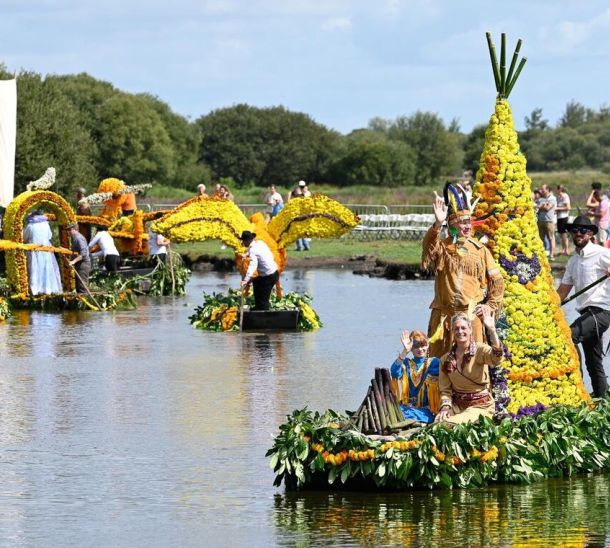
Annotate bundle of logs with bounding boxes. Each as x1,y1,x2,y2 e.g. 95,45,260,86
352,368,414,435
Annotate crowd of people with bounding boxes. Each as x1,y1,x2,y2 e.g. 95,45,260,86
534,182,610,258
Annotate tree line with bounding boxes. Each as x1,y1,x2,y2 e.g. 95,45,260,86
2,64,609,196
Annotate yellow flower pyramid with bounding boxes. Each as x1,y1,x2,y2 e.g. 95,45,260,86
473,34,589,414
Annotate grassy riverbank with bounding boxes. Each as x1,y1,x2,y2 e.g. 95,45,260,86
145,169,606,209
175,238,571,270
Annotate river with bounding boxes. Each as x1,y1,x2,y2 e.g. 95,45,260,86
0,269,607,546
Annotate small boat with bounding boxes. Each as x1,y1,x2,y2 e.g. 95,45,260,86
241,309,300,331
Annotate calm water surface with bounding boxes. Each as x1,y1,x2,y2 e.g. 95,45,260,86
0,269,607,547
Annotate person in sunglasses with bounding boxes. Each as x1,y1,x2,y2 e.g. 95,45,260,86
557,215,610,397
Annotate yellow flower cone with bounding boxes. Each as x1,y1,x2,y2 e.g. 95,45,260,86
474,88,590,413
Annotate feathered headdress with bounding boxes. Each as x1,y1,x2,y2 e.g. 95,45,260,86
443,181,472,221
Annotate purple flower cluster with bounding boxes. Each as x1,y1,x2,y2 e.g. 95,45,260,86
513,402,548,419
490,362,511,420
499,251,541,284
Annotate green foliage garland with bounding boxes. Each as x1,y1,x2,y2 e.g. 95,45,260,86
190,289,322,332
267,398,610,490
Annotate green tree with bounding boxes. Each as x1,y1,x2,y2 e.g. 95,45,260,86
462,125,487,174
12,71,97,195
388,111,459,186
95,94,175,185
330,130,416,186
198,104,340,187
138,93,210,190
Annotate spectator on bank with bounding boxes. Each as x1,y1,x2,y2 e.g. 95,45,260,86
586,182,602,213
266,184,284,218
537,184,557,259
215,184,234,201
589,189,610,245
287,184,310,251
197,184,208,197
299,180,311,197
556,185,571,255
88,226,121,273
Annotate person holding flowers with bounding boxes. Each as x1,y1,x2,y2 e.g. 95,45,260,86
435,309,503,425
390,330,440,424
557,215,610,397
422,182,505,357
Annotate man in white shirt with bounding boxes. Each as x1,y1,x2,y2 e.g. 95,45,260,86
240,230,279,310
558,215,610,397
148,228,170,263
88,226,121,272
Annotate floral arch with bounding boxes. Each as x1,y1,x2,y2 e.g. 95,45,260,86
3,190,77,295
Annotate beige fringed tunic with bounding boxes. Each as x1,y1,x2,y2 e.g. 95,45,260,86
439,343,503,424
422,225,505,357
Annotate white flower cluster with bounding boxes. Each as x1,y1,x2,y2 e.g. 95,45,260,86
118,183,152,196
27,167,56,191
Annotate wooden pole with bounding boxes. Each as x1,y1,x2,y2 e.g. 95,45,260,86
70,263,102,310
371,378,388,431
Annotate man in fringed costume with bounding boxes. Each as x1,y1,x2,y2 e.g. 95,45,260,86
422,182,505,357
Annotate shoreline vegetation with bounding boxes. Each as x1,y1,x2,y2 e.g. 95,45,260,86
176,238,570,279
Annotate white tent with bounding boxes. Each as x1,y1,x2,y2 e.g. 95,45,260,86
0,79,17,207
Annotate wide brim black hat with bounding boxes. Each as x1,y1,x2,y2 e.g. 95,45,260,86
566,215,598,235
239,230,256,242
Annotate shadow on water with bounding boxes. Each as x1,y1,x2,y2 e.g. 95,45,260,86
0,270,607,546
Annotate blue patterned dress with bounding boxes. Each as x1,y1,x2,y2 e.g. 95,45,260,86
390,356,440,424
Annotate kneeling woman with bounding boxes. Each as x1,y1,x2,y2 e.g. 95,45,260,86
390,330,440,424
435,310,502,425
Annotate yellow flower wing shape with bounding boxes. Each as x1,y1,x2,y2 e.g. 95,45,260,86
267,193,359,249
150,196,253,251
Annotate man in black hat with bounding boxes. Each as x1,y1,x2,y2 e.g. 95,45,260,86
558,215,610,397
240,230,279,310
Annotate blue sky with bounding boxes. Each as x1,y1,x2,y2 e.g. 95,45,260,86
2,0,610,134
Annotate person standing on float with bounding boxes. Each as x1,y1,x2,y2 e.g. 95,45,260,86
557,215,610,397
239,230,279,311
422,183,505,357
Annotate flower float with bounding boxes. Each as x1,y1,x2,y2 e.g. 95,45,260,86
190,289,322,331
3,189,77,295
268,34,603,492
472,33,588,415
152,194,358,330
267,399,610,490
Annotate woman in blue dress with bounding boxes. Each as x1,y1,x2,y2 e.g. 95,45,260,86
390,330,440,424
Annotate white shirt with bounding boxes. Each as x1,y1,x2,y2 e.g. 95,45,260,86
244,239,278,282
268,191,283,206
561,241,610,311
148,230,167,256
88,231,119,257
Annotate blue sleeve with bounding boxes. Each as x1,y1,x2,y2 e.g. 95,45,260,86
390,359,403,379
428,357,440,376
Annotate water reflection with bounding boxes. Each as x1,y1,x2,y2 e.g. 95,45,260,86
0,270,607,546
273,474,609,546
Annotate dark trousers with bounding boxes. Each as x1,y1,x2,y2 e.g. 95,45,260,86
105,254,120,273
252,270,279,310
571,306,610,397
75,261,91,294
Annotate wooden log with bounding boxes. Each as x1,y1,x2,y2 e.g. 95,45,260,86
371,378,388,431
383,380,400,425
357,410,364,432
364,398,373,433
368,393,382,434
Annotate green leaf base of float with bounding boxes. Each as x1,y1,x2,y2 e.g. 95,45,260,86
267,398,610,490
190,289,322,332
